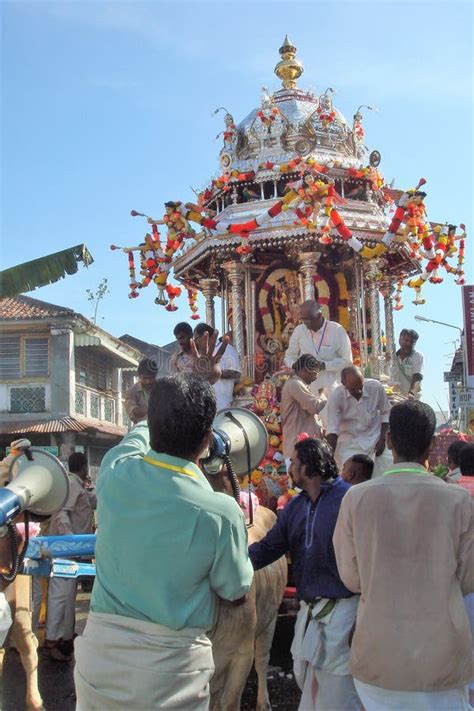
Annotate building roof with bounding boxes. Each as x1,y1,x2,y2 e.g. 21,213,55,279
119,334,179,376
0,295,75,321
0,416,127,437
0,295,141,367
119,333,175,358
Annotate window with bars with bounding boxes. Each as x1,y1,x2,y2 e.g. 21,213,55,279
0,336,49,380
10,386,46,413
104,398,114,422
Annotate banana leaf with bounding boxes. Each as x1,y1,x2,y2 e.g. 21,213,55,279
0,244,94,298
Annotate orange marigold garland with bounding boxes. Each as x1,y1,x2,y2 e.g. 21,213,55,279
393,280,404,311
187,288,200,320
115,160,466,310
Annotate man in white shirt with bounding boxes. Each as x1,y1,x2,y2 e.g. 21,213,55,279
194,323,240,410
392,329,424,398
326,366,391,472
284,300,353,424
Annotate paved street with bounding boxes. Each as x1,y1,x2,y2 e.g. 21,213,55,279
2,590,301,711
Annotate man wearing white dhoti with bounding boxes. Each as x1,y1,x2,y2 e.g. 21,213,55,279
326,366,390,474
334,400,473,711
284,300,352,427
74,343,254,710
249,438,362,710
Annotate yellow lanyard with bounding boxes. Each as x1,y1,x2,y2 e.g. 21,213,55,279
143,456,198,479
382,467,429,477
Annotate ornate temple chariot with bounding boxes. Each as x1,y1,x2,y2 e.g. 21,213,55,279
172,37,424,380
118,37,466,504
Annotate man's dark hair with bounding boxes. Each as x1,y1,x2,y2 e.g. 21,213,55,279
137,358,158,377
69,452,88,474
447,440,468,467
173,322,193,337
292,354,319,372
400,328,419,341
294,438,338,481
351,454,374,480
459,443,474,477
194,322,214,338
389,400,436,460
148,373,216,459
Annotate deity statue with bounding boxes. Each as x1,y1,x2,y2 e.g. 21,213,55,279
147,201,196,248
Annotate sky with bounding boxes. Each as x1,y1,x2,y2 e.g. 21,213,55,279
1,0,473,413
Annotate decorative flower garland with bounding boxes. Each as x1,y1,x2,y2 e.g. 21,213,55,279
115,163,466,310
257,106,281,131
316,104,336,128
187,288,200,320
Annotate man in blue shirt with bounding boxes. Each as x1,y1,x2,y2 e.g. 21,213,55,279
249,438,361,711
74,367,254,710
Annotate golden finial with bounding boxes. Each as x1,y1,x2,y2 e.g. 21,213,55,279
274,36,303,89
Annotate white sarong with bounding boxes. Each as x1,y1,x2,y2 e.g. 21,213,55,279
74,612,214,710
291,598,362,710
354,679,471,711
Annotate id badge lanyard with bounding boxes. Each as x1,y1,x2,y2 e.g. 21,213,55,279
382,467,430,477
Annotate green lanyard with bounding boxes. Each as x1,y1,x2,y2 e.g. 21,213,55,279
382,467,430,477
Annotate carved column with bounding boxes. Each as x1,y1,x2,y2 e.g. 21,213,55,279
298,252,321,301
368,282,382,378
223,261,245,358
199,278,220,328
383,283,396,378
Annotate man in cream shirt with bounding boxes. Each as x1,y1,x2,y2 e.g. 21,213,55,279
284,300,353,425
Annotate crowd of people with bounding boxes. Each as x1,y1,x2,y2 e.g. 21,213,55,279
1,300,472,711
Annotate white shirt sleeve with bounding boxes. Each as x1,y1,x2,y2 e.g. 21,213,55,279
323,325,353,372
412,351,424,375
326,387,344,435
219,344,241,372
284,325,302,367
378,383,391,423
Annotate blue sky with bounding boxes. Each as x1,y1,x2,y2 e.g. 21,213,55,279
2,0,473,412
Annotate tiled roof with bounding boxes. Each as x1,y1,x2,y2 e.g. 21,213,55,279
0,416,127,437
0,295,75,321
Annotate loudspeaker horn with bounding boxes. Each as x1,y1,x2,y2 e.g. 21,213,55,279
0,449,70,526
203,407,268,477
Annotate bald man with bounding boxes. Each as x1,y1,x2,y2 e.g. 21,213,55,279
326,366,391,473
284,300,352,425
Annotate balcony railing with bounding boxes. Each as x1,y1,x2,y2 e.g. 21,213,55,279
75,386,116,423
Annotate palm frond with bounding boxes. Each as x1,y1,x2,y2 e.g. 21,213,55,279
0,244,94,298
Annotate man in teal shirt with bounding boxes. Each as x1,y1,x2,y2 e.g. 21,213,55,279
75,371,254,710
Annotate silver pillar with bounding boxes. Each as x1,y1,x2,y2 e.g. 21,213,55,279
223,261,245,358
357,259,369,370
369,282,382,378
199,278,220,328
298,252,321,301
383,284,396,378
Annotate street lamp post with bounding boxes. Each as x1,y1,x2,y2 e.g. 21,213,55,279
414,315,467,429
